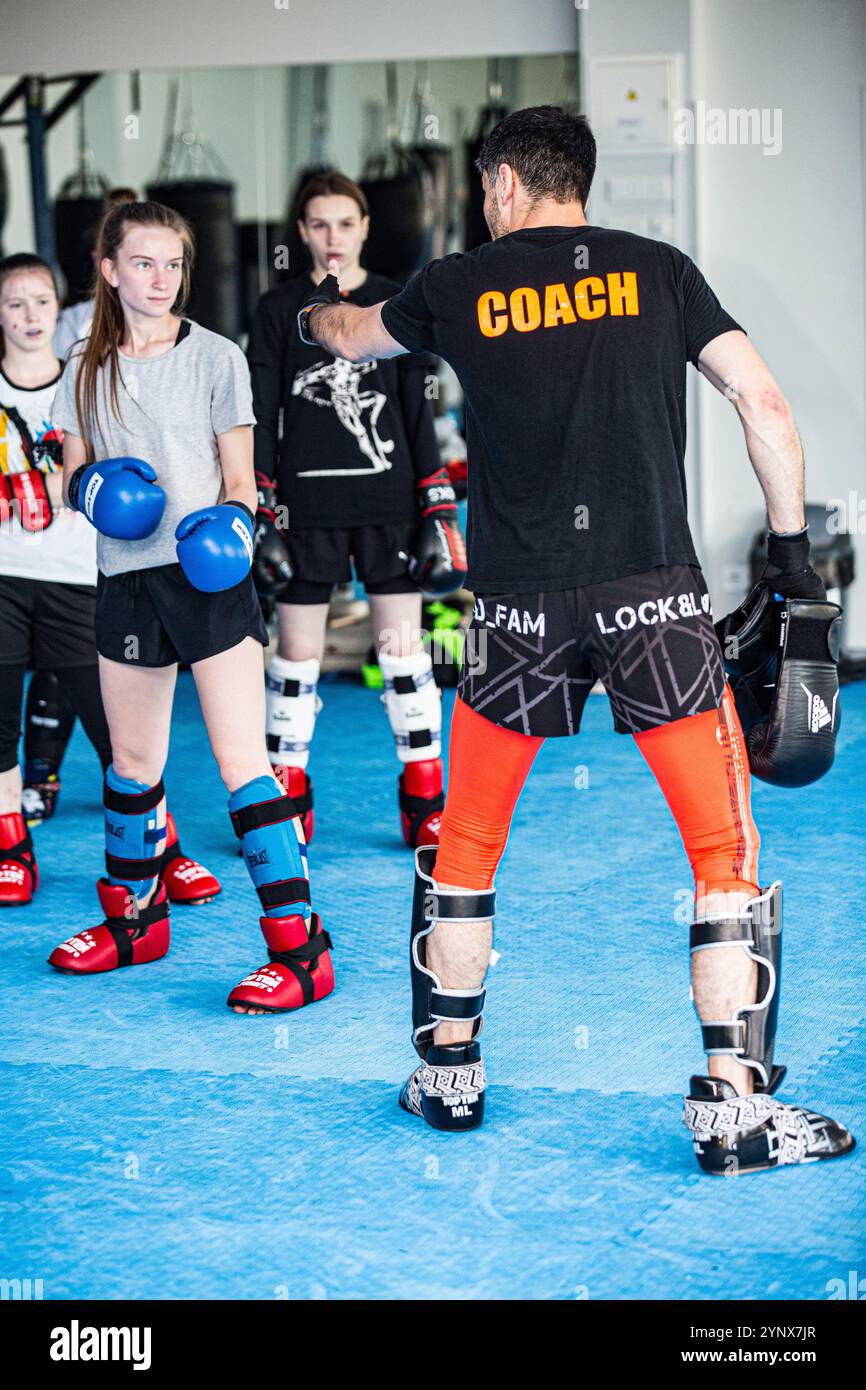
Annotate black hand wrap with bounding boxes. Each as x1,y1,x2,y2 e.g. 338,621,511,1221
66,463,87,512
762,528,826,600
297,273,341,347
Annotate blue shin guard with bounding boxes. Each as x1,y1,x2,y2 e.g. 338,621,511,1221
226,776,334,1013
103,765,167,897
228,775,311,922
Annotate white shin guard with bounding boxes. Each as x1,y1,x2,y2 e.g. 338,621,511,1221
265,656,322,771
378,650,441,763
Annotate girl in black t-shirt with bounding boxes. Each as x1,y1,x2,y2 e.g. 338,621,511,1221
248,172,460,850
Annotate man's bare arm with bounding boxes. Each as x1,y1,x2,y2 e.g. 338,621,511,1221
697,329,805,533
306,301,407,363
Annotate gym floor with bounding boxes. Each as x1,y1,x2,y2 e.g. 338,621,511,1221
2,673,863,1300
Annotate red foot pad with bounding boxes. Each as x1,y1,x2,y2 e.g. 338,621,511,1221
399,760,444,849
0,813,38,906
274,766,314,843
160,812,221,905
227,911,334,1012
48,880,170,974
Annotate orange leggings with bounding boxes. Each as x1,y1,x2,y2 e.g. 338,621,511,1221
434,690,761,895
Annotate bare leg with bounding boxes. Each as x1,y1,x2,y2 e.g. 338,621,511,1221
191,636,273,792
368,591,424,659
0,765,22,816
275,603,329,663
428,907,494,1045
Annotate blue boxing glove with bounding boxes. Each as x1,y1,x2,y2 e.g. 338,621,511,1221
67,457,166,539
175,502,255,592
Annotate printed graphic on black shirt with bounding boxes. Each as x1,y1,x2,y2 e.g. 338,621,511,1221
248,270,440,529
292,358,395,477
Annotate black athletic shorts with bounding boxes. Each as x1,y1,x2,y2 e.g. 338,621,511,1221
459,564,725,737
0,575,98,669
95,563,268,667
278,522,420,605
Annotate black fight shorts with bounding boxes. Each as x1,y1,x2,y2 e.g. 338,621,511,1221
459,564,725,737
96,563,268,667
0,575,98,669
278,523,420,604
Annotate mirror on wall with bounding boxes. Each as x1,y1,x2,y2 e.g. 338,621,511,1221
0,53,580,344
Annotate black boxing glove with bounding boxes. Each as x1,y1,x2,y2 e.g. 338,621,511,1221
407,468,467,597
297,273,341,347
252,471,293,598
761,526,826,600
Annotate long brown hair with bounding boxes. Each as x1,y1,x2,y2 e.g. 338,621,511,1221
74,200,195,445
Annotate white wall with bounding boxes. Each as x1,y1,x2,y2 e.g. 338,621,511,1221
691,0,866,645
581,0,866,646
578,0,704,546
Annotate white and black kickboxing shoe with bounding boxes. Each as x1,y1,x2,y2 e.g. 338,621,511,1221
399,1041,487,1132
684,1075,855,1174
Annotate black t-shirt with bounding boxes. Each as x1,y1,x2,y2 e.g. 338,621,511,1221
248,270,440,529
380,226,744,592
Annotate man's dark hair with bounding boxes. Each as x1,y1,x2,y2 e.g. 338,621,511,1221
475,105,597,208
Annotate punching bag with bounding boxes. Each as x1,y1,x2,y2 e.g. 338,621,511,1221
146,179,239,339
358,62,436,284
405,66,452,262
53,195,105,304
359,143,435,285
53,103,110,305
410,145,451,262
277,67,334,283
464,101,509,251
237,219,285,335
148,78,240,339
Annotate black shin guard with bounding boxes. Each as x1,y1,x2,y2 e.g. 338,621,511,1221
685,882,856,1172
23,671,76,824
400,845,495,1131
690,881,785,1095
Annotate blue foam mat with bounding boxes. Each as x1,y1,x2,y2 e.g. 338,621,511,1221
1,674,863,1300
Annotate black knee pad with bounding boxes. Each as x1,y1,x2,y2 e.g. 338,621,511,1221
24,670,76,767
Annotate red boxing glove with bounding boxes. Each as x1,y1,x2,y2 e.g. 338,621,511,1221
408,467,467,597
0,474,12,526
3,470,53,531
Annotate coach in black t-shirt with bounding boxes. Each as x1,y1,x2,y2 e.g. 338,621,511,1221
297,108,853,1172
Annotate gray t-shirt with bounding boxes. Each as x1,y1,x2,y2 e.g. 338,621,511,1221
51,319,255,576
